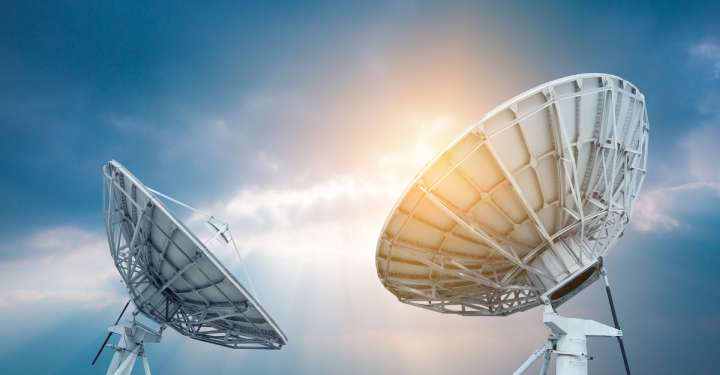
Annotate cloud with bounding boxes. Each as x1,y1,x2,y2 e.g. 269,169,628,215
221,176,397,225
690,40,720,78
633,181,720,232
185,116,459,264
632,122,720,232
0,226,101,260
0,226,121,311
681,122,720,182
256,151,280,173
632,189,680,232
0,226,123,351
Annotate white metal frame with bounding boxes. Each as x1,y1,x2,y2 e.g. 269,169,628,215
102,161,286,350
376,74,649,316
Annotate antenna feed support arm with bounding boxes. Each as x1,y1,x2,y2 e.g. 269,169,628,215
543,304,622,338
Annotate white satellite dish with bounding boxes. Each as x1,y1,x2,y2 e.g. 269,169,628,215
375,73,648,375
93,160,287,375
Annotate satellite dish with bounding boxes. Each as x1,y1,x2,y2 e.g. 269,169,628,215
375,74,648,375
93,160,287,375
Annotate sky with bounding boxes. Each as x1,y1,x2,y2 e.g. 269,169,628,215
1,1,719,374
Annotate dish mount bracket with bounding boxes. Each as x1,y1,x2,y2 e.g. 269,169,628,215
105,313,164,375
513,304,621,375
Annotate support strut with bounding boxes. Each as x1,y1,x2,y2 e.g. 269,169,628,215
92,300,131,365
602,268,631,375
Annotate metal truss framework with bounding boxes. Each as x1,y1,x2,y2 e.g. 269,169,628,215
102,162,286,350
376,74,649,316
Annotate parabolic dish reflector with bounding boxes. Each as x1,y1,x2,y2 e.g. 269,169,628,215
102,160,286,349
376,73,649,316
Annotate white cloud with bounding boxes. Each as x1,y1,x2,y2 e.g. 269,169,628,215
632,189,679,232
0,226,123,346
256,151,280,173
202,114,461,228
681,122,720,182
632,122,720,232
0,226,121,311
690,40,720,78
633,182,720,232
222,176,396,224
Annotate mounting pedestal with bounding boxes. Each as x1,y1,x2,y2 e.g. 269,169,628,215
513,304,622,375
105,316,163,375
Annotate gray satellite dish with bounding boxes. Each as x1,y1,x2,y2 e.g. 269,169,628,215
93,160,286,375
375,73,648,375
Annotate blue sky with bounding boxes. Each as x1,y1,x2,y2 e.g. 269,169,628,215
1,1,719,374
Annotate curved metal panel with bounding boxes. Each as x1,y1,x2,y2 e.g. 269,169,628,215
376,73,649,316
103,160,287,349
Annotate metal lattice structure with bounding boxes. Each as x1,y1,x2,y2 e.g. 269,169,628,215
102,160,286,349
376,73,649,316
